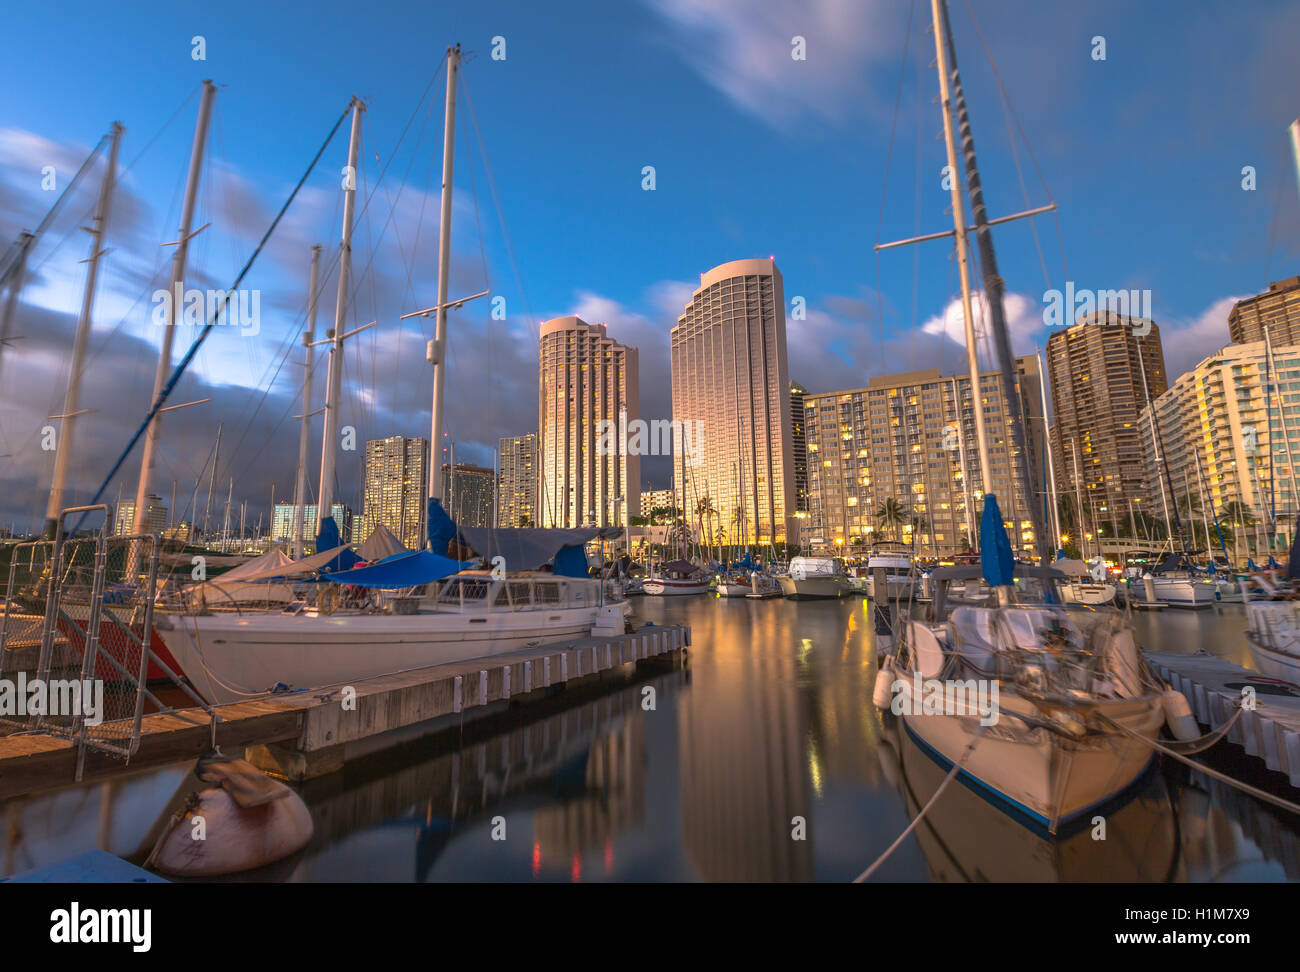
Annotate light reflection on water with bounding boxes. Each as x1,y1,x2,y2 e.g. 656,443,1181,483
1,598,1296,881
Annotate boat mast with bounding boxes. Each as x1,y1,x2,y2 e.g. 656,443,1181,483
317,97,366,543
1136,336,1179,551
43,122,123,539
1070,439,1088,559
1036,351,1061,550
931,0,1001,592
426,45,461,537
293,244,322,558
128,81,215,560
936,0,1049,565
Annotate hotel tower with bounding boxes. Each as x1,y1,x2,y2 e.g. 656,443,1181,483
538,316,640,528
670,258,796,549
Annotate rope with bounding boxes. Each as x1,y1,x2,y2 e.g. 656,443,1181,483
853,723,984,882
1098,709,1300,817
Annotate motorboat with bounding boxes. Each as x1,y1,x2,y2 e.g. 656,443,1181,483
777,556,851,600
864,547,916,601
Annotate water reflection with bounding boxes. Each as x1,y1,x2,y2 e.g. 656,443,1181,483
0,597,1295,881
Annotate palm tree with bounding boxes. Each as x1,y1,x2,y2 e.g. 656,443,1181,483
876,498,908,543
695,497,717,562
1220,501,1257,562
909,514,928,556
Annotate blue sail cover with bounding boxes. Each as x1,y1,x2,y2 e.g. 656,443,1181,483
1288,516,1300,580
325,550,472,589
427,498,457,555
316,516,360,572
1268,555,1281,569
979,493,1014,588
1248,557,1259,571
553,544,591,578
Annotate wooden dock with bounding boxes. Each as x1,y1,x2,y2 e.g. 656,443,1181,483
0,623,690,796
1146,650,1300,788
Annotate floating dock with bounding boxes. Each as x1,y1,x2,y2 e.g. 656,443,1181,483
0,623,690,796
1146,650,1300,788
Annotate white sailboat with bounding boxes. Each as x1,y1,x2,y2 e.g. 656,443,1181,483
153,48,626,705
874,0,1176,835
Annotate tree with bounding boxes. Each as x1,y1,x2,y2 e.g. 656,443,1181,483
909,515,928,556
876,498,908,543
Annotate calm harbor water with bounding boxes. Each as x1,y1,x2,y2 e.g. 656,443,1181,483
2,597,1297,881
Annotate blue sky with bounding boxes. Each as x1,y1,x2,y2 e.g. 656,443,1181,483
0,0,1297,530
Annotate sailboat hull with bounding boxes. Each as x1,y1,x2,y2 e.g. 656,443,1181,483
155,602,623,705
894,680,1162,835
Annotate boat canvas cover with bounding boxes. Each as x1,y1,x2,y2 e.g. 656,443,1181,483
1052,557,1089,578
660,558,701,576
456,527,620,571
357,523,407,562
324,550,474,589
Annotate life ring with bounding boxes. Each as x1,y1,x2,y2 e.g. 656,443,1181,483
317,585,339,616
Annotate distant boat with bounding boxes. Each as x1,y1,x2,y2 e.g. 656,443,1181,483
778,556,851,599
642,559,712,596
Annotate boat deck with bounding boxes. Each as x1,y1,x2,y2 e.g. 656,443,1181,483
0,622,690,796
1146,650,1300,788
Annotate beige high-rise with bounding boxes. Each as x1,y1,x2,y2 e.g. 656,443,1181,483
538,316,640,528
670,258,795,549
1228,276,1300,346
497,432,538,527
359,435,428,550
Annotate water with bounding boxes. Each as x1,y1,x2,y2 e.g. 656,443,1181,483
2,598,1297,881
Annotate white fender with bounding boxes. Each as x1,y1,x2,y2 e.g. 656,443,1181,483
1161,688,1199,742
872,666,895,709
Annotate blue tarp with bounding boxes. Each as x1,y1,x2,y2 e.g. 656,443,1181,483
1248,557,1259,571
316,516,360,572
324,550,473,589
979,494,1014,588
428,498,457,555
553,544,590,578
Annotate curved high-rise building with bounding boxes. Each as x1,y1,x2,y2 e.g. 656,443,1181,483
538,316,640,529
670,258,795,549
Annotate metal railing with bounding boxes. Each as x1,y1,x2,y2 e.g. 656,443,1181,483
0,505,217,780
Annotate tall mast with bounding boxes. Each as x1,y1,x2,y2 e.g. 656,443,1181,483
427,44,461,529
1036,351,1061,550
950,376,974,545
1070,439,1087,559
935,0,1048,564
293,244,322,557
44,123,123,538
129,81,215,553
1136,341,1177,549
203,422,221,541
317,97,365,541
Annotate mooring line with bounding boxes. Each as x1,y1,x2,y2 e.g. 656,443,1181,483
853,725,984,883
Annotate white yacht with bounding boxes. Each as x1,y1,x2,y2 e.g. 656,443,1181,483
864,546,916,600
777,556,851,600
1244,599,1300,685
156,569,628,705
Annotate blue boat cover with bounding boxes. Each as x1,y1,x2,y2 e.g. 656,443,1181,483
428,497,457,554
553,544,591,578
325,550,473,589
979,494,1014,588
316,516,361,572
1289,517,1300,580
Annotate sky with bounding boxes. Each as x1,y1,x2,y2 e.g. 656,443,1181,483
0,0,1297,533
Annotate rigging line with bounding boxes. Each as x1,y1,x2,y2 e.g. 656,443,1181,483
958,0,1050,292
0,133,107,283
957,0,1067,283
72,102,351,533
461,77,539,342
27,85,202,283
873,0,916,374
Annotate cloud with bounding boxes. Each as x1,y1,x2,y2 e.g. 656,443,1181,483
1156,295,1242,380
642,0,907,131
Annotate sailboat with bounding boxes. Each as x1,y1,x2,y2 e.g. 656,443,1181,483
152,48,628,705
873,0,1176,835
1245,518,1300,685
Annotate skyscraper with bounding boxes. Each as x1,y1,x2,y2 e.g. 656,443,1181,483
538,316,640,528
802,359,1046,556
1045,317,1166,539
789,380,809,513
359,435,428,550
1140,339,1300,550
497,432,538,527
670,258,795,549
441,462,495,528
272,502,352,549
1227,275,1300,346
114,494,166,536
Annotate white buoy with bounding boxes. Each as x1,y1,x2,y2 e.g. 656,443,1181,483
1161,688,1199,741
873,666,896,708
